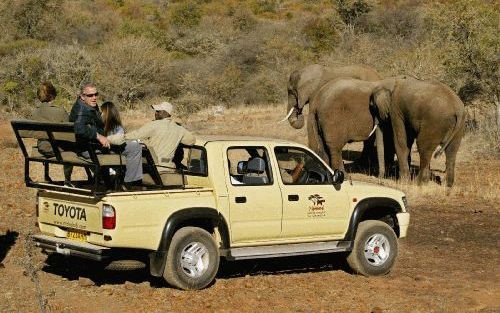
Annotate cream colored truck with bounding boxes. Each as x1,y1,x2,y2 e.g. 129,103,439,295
12,120,410,290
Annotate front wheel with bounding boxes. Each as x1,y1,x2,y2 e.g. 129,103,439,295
347,220,398,276
163,227,220,290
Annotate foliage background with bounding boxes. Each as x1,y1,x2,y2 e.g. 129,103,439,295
0,0,498,127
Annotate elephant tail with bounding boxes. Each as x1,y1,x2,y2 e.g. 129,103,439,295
433,106,466,158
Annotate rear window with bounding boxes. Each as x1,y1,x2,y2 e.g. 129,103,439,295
177,145,208,176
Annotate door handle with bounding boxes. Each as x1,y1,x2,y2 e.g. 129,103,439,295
235,196,247,203
288,194,299,201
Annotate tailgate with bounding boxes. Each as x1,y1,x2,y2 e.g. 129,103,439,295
38,191,103,234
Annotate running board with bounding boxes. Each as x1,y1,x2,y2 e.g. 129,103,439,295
224,240,352,261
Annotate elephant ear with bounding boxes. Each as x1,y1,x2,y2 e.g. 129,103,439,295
371,87,391,120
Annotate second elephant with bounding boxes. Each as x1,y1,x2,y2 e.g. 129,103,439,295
308,76,465,187
285,64,382,166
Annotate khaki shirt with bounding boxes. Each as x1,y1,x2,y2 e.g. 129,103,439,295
31,103,69,155
31,102,69,123
125,118,196,168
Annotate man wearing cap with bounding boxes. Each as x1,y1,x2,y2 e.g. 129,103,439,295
124,101,196,171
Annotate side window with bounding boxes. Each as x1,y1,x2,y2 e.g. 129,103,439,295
274,146,330,185
227,147,273,186
176,145,207,176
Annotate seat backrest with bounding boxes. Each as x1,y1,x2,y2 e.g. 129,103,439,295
189,158,205,174
242,157,268,184
246,157,266,174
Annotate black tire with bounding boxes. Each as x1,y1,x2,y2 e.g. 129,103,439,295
346,220,398,276
163,227,219,290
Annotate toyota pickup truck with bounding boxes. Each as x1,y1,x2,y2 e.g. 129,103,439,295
12,120,409,290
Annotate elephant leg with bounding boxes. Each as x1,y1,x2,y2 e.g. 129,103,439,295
329,145,345,172
307,113,329,164
416,133,440,185
416,147,432,185
359,135,376,167
392,120,411,181
444,128,464,187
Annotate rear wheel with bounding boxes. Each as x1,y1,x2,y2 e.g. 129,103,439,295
347,220,398,276
163,227,219,290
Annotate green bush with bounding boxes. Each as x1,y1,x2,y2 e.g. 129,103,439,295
303,16,341,53
170,2,202,28
336,0,371,26
426,0,499,105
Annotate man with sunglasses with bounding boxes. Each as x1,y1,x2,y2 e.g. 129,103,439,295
69,83,143,189
69,83,109,148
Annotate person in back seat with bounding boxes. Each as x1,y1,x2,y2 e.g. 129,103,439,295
101,101,143,190
124,101,196,172
30,82,73,187
69,83,142,190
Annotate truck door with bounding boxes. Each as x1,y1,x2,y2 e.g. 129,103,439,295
273,146,349,239
225,146,282,243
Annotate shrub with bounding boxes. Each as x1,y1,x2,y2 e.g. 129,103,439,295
232,8,257,32
94,36,172,107
303,16,341,53
360,2,423,41
9,0,62,40
170,2,202,28
425,0,499,127
336,0,371,26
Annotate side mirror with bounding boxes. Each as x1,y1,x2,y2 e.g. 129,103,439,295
331,169,344,185
237,161,248,174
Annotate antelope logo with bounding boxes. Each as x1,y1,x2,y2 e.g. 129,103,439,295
308,194,325,207
308,194,326,217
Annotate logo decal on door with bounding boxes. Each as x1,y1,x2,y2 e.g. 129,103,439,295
308,194,326,218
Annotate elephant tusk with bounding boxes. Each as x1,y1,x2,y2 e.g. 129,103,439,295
368,124,378,137
278,108,295,123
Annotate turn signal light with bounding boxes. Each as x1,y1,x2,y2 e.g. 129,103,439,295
102,204,116,230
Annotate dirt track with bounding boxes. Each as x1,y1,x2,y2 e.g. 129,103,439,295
0,115,499,312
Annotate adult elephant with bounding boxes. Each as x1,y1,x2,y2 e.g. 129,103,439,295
284,64,383,169
307,76,465,187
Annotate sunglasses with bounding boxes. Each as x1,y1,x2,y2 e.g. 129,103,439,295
83,92,99,97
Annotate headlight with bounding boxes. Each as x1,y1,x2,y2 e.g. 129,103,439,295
402,196,408,211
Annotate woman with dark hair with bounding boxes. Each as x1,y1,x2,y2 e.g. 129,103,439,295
31,82,73,187
100,101,143,190
101,101,124,137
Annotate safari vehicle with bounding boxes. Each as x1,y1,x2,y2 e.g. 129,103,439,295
11,119,410,290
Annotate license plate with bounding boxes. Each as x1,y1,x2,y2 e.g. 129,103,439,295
66,230,87,242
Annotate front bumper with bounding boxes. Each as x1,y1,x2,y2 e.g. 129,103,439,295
396,212,410,238
32,234,111,261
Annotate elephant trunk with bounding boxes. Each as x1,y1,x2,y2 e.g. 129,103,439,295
375,119,385,178
284,92,305,129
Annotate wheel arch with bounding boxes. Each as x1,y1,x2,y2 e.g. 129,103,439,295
149,207,230,277
344,197,403,242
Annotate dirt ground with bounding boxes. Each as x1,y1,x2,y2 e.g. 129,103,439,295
0,107,499,312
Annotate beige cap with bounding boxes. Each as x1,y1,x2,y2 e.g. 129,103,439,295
151,101,173,114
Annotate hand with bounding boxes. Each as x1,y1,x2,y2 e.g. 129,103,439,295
97,133,110,148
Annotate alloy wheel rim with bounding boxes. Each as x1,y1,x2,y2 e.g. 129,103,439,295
363,233,390,266
180,241,209,278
